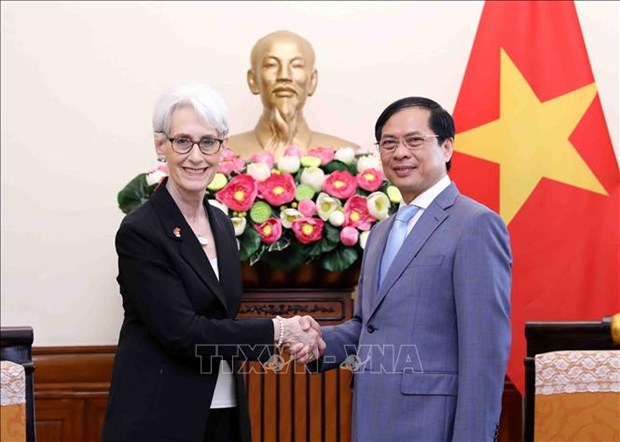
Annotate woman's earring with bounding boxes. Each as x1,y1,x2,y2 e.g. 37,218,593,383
157,156,167,163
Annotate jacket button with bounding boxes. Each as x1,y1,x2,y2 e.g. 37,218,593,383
367,325,376,333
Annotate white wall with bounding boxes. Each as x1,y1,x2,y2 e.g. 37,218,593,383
1,1,618,346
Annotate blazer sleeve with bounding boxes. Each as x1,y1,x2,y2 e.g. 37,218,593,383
318,289,364,371
116,220,275,362
451,209,512,441
314,224,380,372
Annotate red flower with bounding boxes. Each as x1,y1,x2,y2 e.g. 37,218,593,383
218,149,245,175
291,217,324,244
255,218,282,244
324,170,357,199
344,195,375,229
356,168,384,192
307,146,335,165
258,173,296,206
215,174,258,212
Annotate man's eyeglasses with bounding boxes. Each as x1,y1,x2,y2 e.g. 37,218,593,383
376,134,439,153
167,136,223,155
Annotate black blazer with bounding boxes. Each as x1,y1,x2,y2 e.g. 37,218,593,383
102,182,274,441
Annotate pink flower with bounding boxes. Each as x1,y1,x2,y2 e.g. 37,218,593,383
258,173,296,206
307,146,335,165
356,168,384,192
255,218,282,244
324,170,357,199
344,195,375,229
283,145,302,158
218,149,246,175
291,218,324,244
298,199,317,217
215,174,258,212
340,226,359,246
251,151,275,169
146,164,168,186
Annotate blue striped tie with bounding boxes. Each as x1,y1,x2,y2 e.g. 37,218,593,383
380,205,420,285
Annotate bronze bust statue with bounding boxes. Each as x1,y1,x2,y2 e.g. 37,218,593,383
228,30,358,159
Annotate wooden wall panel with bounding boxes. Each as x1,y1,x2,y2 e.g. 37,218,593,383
32,346,115,442
34,399,84,442
84,398,109,442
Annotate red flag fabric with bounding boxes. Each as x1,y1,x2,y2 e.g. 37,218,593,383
452,1,620,394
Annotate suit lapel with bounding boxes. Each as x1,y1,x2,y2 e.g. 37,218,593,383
150,183,229,314
206,199,242,316
368,183,459,319
362,218,392,316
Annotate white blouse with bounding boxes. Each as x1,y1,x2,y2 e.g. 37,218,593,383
208,256,237,409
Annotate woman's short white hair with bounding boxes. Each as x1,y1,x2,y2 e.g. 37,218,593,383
152,84,229,139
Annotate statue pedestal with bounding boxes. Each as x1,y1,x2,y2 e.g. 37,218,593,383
239,260,359,323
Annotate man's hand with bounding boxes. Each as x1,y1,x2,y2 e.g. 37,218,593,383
281,315,324,363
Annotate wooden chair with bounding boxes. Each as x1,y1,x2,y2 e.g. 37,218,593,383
1,327,36,442
524,315,620,441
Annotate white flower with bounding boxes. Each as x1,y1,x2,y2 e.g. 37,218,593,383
247,162,271,182
367,192,391,220
334,146,356,164
208,199,229,216
356,154,382,174
279,208,303,228
231,216,247,236
328,210,345,227
146,169,167,186
386,185,402,203
316,192,342,221
207,173,228,191
277,155,301,174
300,155,321,168
300,166,326,191
359,231,370,249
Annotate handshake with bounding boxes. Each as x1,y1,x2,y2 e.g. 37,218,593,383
272,315,324,364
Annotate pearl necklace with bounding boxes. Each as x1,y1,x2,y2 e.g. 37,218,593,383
197,234,208,246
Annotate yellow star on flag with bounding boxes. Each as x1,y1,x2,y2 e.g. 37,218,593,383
455,49,607,224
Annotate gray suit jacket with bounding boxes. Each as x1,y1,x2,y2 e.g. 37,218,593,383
320,183,511,442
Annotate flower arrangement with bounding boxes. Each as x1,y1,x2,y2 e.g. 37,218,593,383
117,146,402,272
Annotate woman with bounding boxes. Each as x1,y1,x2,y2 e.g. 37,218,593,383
102,84,321,442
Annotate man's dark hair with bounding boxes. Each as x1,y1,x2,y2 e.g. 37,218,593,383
374,97,454,171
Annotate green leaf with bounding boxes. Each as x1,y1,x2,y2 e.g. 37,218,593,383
323,160,348,173
346,163,358,175
268,236,291,252
117,173,156,214
249,247,265,266
322,246,359,272
238,226,262,261
323,223,341,246
305,239,325,258
260,242,307,271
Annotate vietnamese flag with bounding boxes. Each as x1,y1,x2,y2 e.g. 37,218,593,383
452,1,620,394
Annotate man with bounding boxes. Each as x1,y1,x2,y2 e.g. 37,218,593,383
227,30,357,159
306,97,512,441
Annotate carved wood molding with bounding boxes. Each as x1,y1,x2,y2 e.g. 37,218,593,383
238,303,336,317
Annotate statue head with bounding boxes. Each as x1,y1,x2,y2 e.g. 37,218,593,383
247,30,318,124
228,30,358,159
